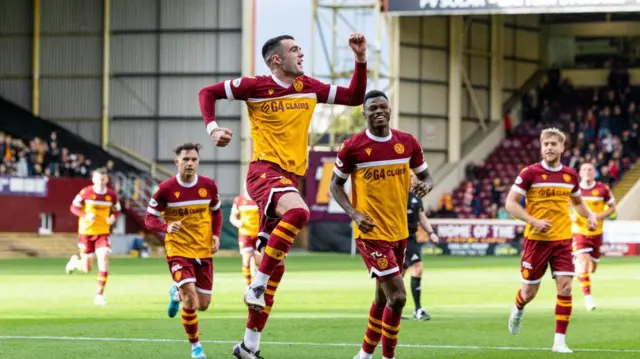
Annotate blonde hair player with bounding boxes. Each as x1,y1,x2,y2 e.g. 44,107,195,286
505,128,597,353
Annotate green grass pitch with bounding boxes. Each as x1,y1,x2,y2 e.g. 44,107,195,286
1,254,639,358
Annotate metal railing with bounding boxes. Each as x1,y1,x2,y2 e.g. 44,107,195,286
111,171,158,217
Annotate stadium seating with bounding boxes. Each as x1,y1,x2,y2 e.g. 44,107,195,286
438,76,640,219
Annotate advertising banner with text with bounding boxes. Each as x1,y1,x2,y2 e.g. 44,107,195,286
387,0,640,16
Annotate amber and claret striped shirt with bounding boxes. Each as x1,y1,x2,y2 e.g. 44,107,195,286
572,181,614,236
511,162,581,241
147,175,221,259
334,129,428,242
72,186,121,236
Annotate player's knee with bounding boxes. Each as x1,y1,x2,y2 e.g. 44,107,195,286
285,207,310,226
182,291,198,308
197,303,209,312
387,292,407,310
411,265,422,277
557,281,572,296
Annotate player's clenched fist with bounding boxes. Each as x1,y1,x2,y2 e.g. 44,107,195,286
167,221,182,234
410,181,432,198
352,212,375,233
348,33,367,62
211,127,233,147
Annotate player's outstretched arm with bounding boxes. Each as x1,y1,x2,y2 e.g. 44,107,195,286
314,33,368,106
144,211,168,233
198,76,257,146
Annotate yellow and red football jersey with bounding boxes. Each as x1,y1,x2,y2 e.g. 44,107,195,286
72,186,120,236
572,181,614,236
511,162,580,241
334,129,428,242
147,175,221,258
232,194,259,237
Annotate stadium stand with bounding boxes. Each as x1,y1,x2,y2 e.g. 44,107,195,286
433,67,640,219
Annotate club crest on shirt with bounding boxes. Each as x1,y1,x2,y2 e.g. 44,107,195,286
198,188,208,198
394,144,405,154
174,191,180,199
377,258,389,270
592,189,599,196
92,194,97,199
105,195,112,202
563,174,572,183
293,80,304,92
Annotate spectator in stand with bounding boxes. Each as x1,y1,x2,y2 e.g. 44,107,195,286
504,112,513,138
497,205,510,219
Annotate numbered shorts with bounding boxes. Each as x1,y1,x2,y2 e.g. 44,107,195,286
520,238,574,284
78,234,111,255
356,238,407,283
239,234,259,253
167,256,213,295
404,234,423,269
245,161,300,239
573,234,603,262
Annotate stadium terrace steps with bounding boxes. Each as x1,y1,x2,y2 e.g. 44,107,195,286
0,233,77,258
612,160,640,202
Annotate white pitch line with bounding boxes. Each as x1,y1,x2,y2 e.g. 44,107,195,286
0,335,639,353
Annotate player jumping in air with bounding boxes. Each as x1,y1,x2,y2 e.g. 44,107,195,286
505,128,597,353
66,167,121,306
199,33,367,358
402,172,439,321
572,162,616,311
144,143,222,359
230,192,262,287
330,90,434,359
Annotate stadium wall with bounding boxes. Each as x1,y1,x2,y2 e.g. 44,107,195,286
395,15,540,172
0,0,246,198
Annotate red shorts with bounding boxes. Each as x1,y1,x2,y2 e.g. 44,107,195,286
245,161,300,235
239,234,259,253
78,234,111,255
520,238,574,284
573,234,603,262
356,238,407,283
167,256,214,295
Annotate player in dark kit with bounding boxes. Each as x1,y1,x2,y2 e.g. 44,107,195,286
331,90,434,359
403,172,439,321
144,143,222,359
199,33,368,359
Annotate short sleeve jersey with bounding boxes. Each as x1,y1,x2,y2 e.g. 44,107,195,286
147,175,221,258
334,129,428,241
510,162,580,241
72,186,120,235
232,194,260,237
572,181,614,236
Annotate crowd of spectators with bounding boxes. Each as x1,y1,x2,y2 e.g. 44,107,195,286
0,131,116,179
427,64,639,219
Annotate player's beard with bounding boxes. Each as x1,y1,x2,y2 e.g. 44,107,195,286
543,153,560,166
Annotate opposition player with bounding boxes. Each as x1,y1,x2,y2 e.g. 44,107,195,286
144,143,222,359
330,90,433,359
230,192,262,286
199,33,367,358
505,128,597,353
66,167,121,306
403,173,439,321
572,162,616,311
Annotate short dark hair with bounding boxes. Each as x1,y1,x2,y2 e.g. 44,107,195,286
93,167,107,175
364,90,388,105
262,35,294,66
173,143,202,156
